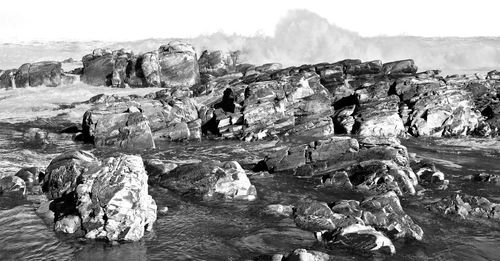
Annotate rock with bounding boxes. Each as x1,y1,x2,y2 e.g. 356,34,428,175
23,127,50,144
462,172,500,184
76,155,157,241
198,50,239,77
43,150,100,200
262,204,294,217
143,159,178,184
0,69,17,89
83,109,155,149
283,249,329,261
140,51,161,86
359,192,423,240
159,161,257,201
55,215,81,234
0,176,26,196
36,200,55,226
27,61,63,87
428,193,500,221
82,51,114,86
319,224,395,254
158,41,200,88
345,60,382,76
15,167,40,186
255,63,282,73
293,200,361,233
15,63,30,88
382,59,418,75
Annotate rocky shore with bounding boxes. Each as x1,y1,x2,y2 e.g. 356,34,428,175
1,41,500,260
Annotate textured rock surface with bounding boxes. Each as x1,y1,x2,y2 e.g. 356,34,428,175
76,155,157,241
159,161,257,200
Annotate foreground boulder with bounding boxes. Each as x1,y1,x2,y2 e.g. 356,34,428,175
76,155,157,241
41,151,157,241
159,161,257,201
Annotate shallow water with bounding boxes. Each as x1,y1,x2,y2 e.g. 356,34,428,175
1,87,500,261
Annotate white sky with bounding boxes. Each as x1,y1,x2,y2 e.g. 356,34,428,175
0,0,499,42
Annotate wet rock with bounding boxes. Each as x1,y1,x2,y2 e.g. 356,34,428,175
15,63,30,87
282,249,329,261
0,176,26,196
82,109,155,149
0,69,17,89
143,159,178,184
82,50,114,86
15,167,41,186
262,204,294,218
428,193,500,221
293,200,361,232
140,51,161,87
27,61,63,87
23,127,50,144
55,215,82,234
359,192,423,240
462,172,500,184
319,224,395,254
43,150,100,200
158,41,200,88
159,161,257,201
76,155,157,241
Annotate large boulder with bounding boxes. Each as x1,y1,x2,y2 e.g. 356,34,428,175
82,49,114,86
382,59,418,75
27,61,63,87
158,41,200,88
198,50,239,77
76,155,157,241
159,161,257,201
140,51,160,87
82,107,155,149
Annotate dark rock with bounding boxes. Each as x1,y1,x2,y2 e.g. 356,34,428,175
43,150,100,200
345,60,382,76
462,172,500,184
382,59,418,75
82,51,114,86
28,61,63,87
159,161,257,201
0,69,17,89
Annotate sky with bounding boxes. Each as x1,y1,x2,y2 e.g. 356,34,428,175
0,0,499,43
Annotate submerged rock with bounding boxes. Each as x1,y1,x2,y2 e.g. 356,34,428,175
159,161,257,201
0,176,26,196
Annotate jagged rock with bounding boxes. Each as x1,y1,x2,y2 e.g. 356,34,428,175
76,155,157,241
158,41,200,88
111,49,134,88
159,161,257,200
293,200,361,232
0,176,26,196
428,193,500,221
82,109,155,149
359,192,423,240
43,150,100,200
55,215,82,234
408,82,481,137
15,63,30,87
